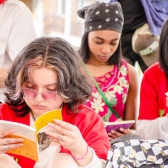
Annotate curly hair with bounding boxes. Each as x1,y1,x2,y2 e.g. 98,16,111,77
4,37,92,117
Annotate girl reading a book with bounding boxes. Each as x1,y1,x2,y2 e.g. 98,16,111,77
78,2,138,140
0,37,110,168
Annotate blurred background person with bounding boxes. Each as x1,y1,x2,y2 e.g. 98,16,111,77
109,0,168,72
78,1,138,141
137,19,168,140
0,0,36,102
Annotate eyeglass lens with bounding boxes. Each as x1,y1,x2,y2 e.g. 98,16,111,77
22,89,57,101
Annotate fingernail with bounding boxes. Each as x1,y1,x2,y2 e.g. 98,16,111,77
120,128,124,131
19,138,24,142
17,144,23,147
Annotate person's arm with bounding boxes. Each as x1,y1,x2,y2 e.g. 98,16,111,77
138,67,160,120
107,64,138,140
7,6,36,61
124,63,139,128
137,116,168,140
79,148,105,168
0,5,36,88
0,68,9,88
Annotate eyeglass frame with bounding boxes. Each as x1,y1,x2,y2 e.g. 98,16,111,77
21,88,58,102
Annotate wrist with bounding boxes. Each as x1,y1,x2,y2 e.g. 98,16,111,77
71,143,89,160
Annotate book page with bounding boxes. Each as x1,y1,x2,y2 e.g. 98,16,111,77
34,109,62,154
0,109,62,162
34,109,62,133
5,134,38,162
0,120,36,141
37,126,60,154
0,121,38,161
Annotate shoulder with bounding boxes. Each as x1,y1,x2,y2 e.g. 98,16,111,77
3,0,32,17
5,0,30,10
0,103,14,119
141,62,167,88
0,103,12,112
62,105,101,123
122,61,138,84
144,62,163,77
119,59,135,74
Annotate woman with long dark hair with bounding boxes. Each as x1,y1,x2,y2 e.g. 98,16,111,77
78,1,138,140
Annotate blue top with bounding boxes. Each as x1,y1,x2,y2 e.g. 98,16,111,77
110,0,168,36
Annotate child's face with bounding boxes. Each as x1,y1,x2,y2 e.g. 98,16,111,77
88,30,121,64
22,67,63,118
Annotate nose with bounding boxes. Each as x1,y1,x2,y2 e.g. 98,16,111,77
101,45,111,54
34,92,45,102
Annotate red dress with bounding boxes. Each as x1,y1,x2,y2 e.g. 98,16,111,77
85,59,129,122
0,103,110,168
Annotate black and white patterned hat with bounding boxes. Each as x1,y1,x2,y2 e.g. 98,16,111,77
77,2,124,33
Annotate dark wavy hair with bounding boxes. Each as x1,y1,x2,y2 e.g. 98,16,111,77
4,37,92,117
78,32,122,66
159,19,168,78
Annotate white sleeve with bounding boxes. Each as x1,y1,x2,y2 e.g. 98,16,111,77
136,115,168,140
7,7,36,61
79,148,105,168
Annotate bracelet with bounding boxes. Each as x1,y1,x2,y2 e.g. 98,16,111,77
71,145,89,160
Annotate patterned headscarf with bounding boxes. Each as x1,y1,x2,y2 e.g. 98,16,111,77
77,2,124,33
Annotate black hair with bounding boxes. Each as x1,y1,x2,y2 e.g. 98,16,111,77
78,32,122,66
159,19,168,78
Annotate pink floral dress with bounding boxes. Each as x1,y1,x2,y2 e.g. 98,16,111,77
86,59,129,122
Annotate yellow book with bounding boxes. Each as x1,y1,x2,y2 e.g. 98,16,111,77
0,109,62,162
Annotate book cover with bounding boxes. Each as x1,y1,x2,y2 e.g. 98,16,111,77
104,120,135,133
0,109,62,162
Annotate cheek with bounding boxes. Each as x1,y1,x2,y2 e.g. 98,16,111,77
49,96,63,109
89,42,99,53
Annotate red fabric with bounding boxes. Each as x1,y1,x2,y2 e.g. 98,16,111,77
0,104,35,168
0,104,110,167
0,0,5,4
60,105,110,160
138,62,168,120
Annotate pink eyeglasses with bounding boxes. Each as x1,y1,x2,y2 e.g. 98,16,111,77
22,88,57,102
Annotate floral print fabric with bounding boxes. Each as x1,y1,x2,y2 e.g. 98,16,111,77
86,59,129,122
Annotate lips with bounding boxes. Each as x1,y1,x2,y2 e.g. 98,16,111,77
99,56,109,61
34,105,46,110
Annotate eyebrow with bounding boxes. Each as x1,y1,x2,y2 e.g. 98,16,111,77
26,81,57,87
45,83,58,87
95,36,119,41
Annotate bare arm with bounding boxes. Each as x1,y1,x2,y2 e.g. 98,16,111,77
124,63,139,129
0,68,9,88
107,63,139,140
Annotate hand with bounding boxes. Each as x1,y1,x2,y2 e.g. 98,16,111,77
108,128,131,141
45,119,87,156
0,129,24,154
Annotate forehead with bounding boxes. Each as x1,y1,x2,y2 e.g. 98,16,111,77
29,67,57,85
89,30,121,40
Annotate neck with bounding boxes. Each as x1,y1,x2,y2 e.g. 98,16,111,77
30,111,36,121
87,62,109,66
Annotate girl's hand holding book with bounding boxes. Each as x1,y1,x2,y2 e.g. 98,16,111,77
0,129,24,154
45,119,90,159
108,128,131,141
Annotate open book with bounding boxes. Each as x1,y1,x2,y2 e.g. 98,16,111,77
104,120,135,133
0,109,62,162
